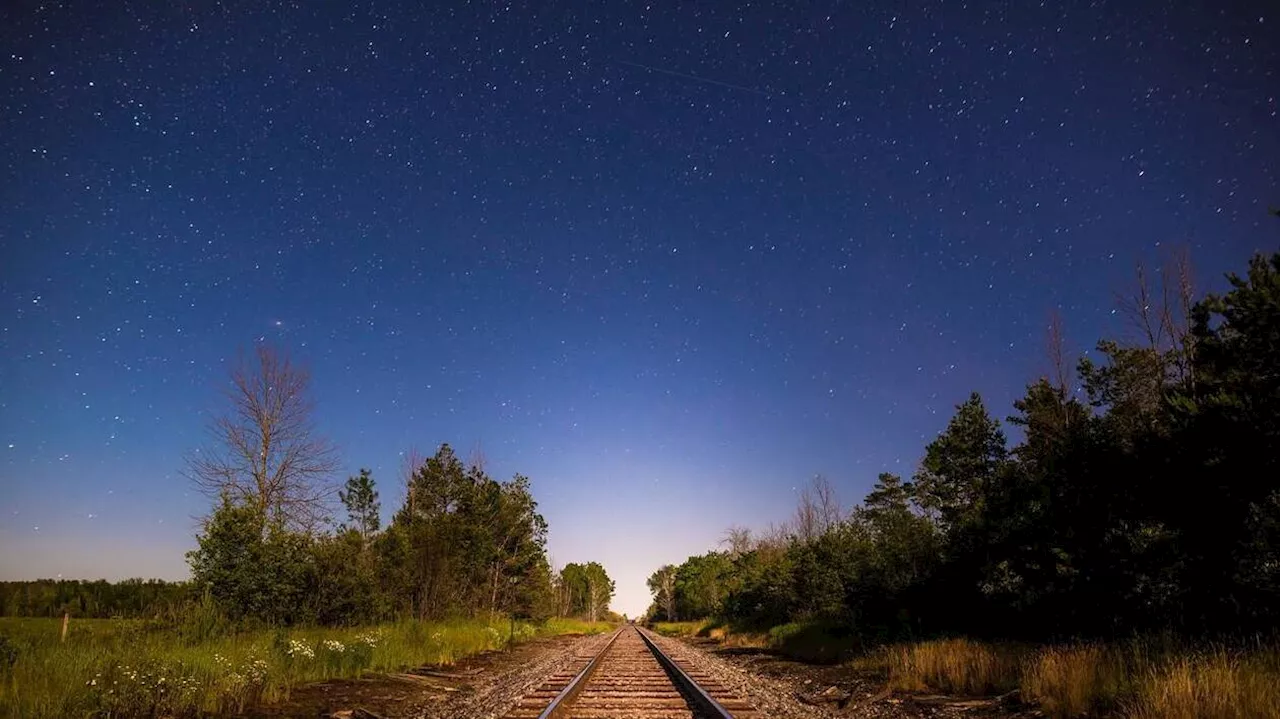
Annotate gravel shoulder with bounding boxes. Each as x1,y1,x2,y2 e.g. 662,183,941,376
256,628,1041,719
647,633,1041,719
245,630,614,719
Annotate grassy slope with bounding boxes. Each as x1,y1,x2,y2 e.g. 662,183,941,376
0,616,612,718
651,619,1280,718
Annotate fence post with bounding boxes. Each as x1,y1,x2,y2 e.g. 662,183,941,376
61,612,69,642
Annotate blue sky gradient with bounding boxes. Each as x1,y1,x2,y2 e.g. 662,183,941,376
2,0,1277,617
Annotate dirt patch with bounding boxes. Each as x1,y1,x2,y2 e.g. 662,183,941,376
245,632,607,719
674,636,1043,718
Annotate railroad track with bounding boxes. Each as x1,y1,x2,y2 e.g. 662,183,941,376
502,625,762,718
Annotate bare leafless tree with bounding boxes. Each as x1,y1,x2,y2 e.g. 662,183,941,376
1042,309,1077,431
758,521,792,549
1165,247,1198,388
794,486,820,542
793,474,841,542
185,344,340,532
720,525,754,557
467,440,487,474
1117,261,1166,353
399,447,426,518
814,474,842,529
1046,309,1069,396
1115,247,1198,385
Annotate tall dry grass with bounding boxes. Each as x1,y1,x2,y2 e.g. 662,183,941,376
875,638,1025,695
1021,643,1131,716
650,619,1280,717
1126,647,1280,719
856,634,1280,718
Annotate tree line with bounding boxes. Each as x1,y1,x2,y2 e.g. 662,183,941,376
188,441,617,626
648,248,1280,642
5,346,617,627
0,579,190,619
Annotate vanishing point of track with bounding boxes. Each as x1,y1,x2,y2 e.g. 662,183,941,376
502,625,762,718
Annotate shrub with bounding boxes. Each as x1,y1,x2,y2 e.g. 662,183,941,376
877,638,1025,696
767,620,861,663
0,636,17,671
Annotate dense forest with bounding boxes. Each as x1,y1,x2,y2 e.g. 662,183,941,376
648,249,1280,643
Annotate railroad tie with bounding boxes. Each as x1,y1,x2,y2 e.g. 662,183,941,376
502,626,762,719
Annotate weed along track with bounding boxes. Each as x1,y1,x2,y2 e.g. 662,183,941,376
502,625,761,718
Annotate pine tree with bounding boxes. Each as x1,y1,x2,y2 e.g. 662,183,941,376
339,468,380,539
912,392,1008,534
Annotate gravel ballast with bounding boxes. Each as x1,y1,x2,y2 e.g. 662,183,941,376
420,630,616,719
642,630,843,719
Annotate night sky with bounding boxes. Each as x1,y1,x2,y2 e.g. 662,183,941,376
1,1,1276,617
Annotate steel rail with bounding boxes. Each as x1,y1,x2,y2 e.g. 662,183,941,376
636,626,737,719
535,626,626,719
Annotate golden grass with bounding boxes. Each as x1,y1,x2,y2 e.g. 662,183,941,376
1125,648,1280,719
873,638,1025,695
1021,643,1130,717
852,635,1280,719
653,618,1280,717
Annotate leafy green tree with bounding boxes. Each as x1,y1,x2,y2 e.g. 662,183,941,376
721,543,796,626
558,562,615,620
512,555,556,621
674,553,734,619
911,393,1008,535
339,468,380,539
787,535,848,618
854,473,939,596
376,444,558,620
0,579,191,619
1078,341,1171,447
647,565,678,621
186,497,315,625
385,444,472,618
1007,379,1090,470
311,529,384,624
582,562,615,621
557,563,588,617
479,474,550,618
1166,251,1280,628
652,248,1280,641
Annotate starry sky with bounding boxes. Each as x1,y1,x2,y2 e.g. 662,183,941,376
1,1,1277,618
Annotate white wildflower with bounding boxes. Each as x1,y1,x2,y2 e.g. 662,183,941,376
286,639,315,659
245,658,269,683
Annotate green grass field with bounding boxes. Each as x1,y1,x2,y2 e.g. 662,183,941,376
0,616,612,718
